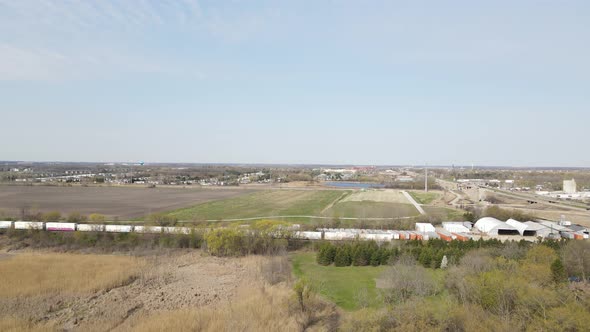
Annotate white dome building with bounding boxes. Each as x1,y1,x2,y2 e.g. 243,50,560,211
474,217,520,236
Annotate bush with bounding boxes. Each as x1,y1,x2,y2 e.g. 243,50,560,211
88,213,106,223
42,211,61,222
67,212,87,223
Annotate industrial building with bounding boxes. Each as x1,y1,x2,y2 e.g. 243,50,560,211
474,217,520,236
563,179,577,194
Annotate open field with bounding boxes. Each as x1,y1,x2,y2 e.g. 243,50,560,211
407,191,440,205
423,206,467,220
0,185,251,219
165,190,344,221
323,201,420,219
292,252,386,311
0,250,266,331
341,189,409,204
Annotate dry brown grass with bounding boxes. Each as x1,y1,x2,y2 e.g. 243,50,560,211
0,317,56,332
129,282,337,332
0,253,145,297
129,255,338,332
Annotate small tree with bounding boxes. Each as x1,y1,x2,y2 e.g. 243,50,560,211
42,211,61,222
67,212,87,223
551,258,567,283
89,213,106,222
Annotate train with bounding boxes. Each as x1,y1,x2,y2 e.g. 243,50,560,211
0,221,444,242
0,221,192,235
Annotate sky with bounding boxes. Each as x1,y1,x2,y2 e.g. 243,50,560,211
1,0,589,167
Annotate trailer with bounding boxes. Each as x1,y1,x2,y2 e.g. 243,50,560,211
105,225,133,233
77,224,105,232
14,221,44,230
0,221,12,229
46,222,76,231
134,226,163,233
294,231,322,240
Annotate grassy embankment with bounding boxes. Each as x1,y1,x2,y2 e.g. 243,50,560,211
291,252,386,311
407,191,440,205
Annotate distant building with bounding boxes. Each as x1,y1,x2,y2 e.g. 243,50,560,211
563,179,577,194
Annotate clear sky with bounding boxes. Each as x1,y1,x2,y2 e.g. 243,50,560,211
1,1,589,167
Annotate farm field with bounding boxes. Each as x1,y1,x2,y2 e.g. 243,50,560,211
291,252,386,310
0,185,251,219
165,190,345,221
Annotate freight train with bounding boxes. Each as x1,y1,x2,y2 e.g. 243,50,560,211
0,221,445,242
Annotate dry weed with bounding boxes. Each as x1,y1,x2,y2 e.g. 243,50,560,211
0,253,145,297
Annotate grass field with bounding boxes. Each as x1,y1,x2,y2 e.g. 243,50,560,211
341,189,409,204
323,201,420,219
407,191,440,205
423,206,466,220
0,253,145,297
165,190,344,221
291,253,386,311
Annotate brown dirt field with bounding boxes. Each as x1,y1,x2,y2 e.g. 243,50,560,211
0,251,265,331
0,185,253,219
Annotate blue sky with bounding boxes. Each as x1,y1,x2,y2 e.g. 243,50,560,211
1,0,589,166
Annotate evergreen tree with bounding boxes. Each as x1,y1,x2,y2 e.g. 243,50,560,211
370,250,381,266
335,246,352,267
317,243,336,266
551,258,567,283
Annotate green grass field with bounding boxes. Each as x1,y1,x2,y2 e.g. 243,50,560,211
423,206,466,220
408,191,440,205
164,190,344,221
323,201,420,219
291,253,386,311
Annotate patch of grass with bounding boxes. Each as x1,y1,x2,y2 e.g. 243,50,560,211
324,201,419,219
0,253,145,297
423,206,466,220
291,253,386,311
164,190,344,221
408,191,440,205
